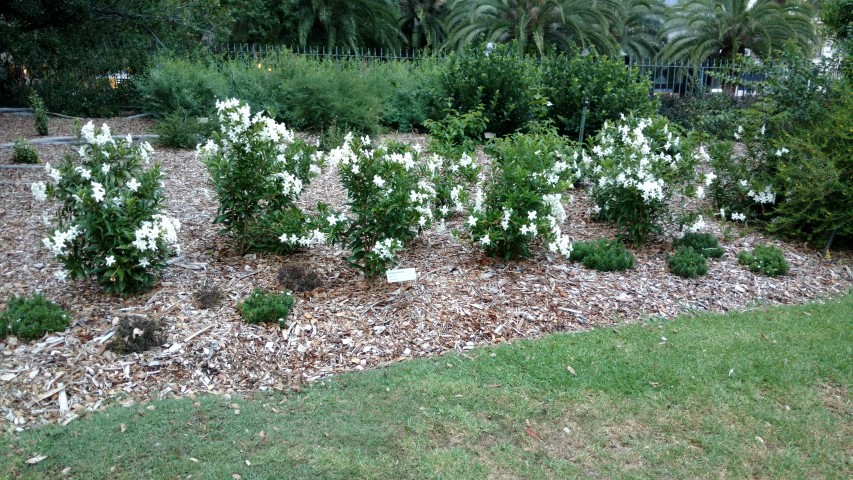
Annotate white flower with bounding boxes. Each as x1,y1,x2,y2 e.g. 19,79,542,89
127,178,141,192
731,212,746,222
139,258,150,268
466,215,477,227
326,215,338,226
719,208,726,220
54,270,68,282
309,164,322,175
775,147,790,157
101,163,110,174
45,163,61,182
76,166,91,180
527,210,537,221
105,255,116,266
31,182,47,202
704,171,716,187
696,186,705,199
373,175,386,188
80,121,95,143
479,235,491,246
91,181,105,203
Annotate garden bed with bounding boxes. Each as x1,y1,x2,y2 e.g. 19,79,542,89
1,118,851,432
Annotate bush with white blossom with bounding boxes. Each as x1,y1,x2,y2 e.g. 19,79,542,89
583,114,706,247
198,98,322,254
313,135,437,281
707,122,780,225
32,122,179,295
465,125,579,260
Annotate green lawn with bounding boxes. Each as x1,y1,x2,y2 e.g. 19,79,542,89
3,295,851,479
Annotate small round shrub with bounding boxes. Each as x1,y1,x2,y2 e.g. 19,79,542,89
12,140,39,164
668,246,709,278
673,232,724,258
109,317,165,354
570,239,635,272
1,294,70,340
738,245,789,277
240,289,294,327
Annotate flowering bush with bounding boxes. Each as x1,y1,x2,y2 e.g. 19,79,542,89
584,115,705,248
198,98,322,254
465,126,578,260
707,123,780,225
32,122,178,295
314,134,437,280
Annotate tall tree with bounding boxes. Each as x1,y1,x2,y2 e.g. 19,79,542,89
443,0,618,56
399,0,448,49
294,0,403,51
658,0,817,63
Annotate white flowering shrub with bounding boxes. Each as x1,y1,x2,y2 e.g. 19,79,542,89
198,99,322,254
316,134,437,280
707,123,780,225
32,122,178,295
584,115,705,248
465,125,579,260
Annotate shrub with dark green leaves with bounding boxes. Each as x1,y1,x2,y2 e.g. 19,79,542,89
423,106,487,158
29,90,49,136
240,289,294,327
433,43,541,136
540,53,657,140
109,317,165,354
673,232,724,258
135,56,227,118
738,246,788,277
668,246,709,278
155,112,216,149
569,239,635,272
1,294,70,340
12,139,39,164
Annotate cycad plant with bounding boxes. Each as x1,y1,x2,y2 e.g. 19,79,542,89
295,0,403,51
658,0,816,63
399,0,449,49
443,0,618,56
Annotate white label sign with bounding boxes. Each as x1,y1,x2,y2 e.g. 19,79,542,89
386,268,417,283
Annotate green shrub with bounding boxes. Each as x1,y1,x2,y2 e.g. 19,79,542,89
154,112,216,149
12,139,39,164
283,64,382,134
569,239,635,272
240,289,294,327
765,85,853,246
541,53,657,140
369,58,441,132
668,246,709,278
1,294,70,340
109,317,164,354
40,74,133,117
673,232,724,258
433,43,541,136
658,93,760,140
738,245,788,277
29,90,49,136
135,56,228,118
423,106,487,158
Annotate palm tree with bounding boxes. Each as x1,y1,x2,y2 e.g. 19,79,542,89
607,0,666,60
443,0,618,56
399,0,449,49
294,0,403,51
658,0,816,63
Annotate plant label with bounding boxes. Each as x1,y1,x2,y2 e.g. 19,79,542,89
387,268,416,283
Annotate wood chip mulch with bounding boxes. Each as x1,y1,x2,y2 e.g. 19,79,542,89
1,119,851,432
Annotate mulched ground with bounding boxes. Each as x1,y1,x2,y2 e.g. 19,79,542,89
1,113,851,431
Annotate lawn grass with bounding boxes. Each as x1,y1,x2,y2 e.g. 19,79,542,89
2,295,851,479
